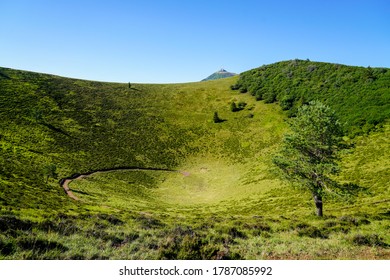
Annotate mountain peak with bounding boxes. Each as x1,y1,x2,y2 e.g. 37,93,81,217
202,69,237,81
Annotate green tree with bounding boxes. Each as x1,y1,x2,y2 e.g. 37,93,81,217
272,101,344,216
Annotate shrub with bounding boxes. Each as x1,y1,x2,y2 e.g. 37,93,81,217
297,226,328,239
239,87,248,93
213,112,224,123
351,234,388,247
227,227,247,239
136,214,164,230
38,219,80,236
263,92,277,103
157,226,220,260
17,237,68,253
307,65,317,72
230,102,238,112
213,248,242,260
230,101,246,112
280,95,295,110
0,216,34,232
230,84,239,90
339,216,370,226
0,238,16,256
231,60,390,136
96,214,124,225
237,101,247,110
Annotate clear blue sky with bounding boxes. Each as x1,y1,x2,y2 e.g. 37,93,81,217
1,0,389,83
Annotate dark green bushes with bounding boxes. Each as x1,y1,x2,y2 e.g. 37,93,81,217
351,234,388,247
136,214,164,230
230,102,238,112
0,216,34,232
0,238,17,256
157,226,242,260
213,112,224,123
158,226,213,260
297,226,328,239
231,60,390,135
230,101,247,112
17,238,68,254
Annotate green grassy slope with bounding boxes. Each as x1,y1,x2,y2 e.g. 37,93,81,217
0,64,389,259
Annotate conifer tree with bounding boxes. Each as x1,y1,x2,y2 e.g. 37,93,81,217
213,112,223,123
273,101,344,216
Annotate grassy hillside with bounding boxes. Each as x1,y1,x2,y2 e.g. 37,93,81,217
0,64,389,259
232,59,390,136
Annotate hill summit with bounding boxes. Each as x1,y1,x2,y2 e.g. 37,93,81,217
202,68,237,81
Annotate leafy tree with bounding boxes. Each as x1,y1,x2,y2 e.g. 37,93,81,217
272,101,344,216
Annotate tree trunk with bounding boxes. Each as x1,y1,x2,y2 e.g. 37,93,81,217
313,194,323,217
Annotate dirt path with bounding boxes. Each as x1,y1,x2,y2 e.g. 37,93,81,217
59,167,181,200
60,178,81,200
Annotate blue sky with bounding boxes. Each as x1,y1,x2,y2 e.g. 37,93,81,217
1,0,389,83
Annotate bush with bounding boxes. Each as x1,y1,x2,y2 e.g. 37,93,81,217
227,227,247,239
157,226,221,260
230,84,240,90
280,95,295,110
230,60,390,136
0,238,16,256
339,216,370,226
38,219,80,236
0,215,34,232
230,101,247,112
17,237,68,253
230,102,238,112
213,112,224,123
263,92,277,103
297,226,328,239
136,214,164,230
307,65,317,72
351,234,388,247
237,101,247,110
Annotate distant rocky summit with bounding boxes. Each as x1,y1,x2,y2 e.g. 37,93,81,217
202,69,237,81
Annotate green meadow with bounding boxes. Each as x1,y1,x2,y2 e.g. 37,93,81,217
0,60,389,259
